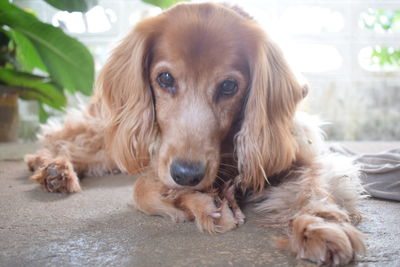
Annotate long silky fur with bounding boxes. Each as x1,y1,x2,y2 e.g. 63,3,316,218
253,113,365,226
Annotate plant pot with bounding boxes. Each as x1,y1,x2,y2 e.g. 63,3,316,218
0,92,19,142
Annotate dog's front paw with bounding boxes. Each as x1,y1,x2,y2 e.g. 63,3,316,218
214,200,242,232
187,193,240,233
31,159,81,193
290,214,365,265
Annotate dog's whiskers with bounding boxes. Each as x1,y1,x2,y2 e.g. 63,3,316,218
219,162,236,168
214,174,227,185
217,168,233,177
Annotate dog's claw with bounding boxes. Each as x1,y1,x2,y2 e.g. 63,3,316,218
211,212,221,218
320,254,326,263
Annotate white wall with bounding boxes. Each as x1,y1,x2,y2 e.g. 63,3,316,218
15,0,400,140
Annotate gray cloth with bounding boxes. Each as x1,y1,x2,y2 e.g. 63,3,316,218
329,145,400,202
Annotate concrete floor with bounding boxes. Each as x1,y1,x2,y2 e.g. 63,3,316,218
0,142,399,267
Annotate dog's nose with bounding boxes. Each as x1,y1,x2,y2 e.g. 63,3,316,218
170,160,205,186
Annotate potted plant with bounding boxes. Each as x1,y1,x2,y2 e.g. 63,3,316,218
0,0,95,142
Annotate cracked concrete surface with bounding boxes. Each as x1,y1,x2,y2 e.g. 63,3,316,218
0,142,399,266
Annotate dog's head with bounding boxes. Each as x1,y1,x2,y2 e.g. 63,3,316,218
98,3,304,191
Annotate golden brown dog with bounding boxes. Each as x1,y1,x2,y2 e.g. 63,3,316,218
26,3,365,265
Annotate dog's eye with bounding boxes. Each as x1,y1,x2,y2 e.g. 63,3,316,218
218,79,238,97
157,72,175,89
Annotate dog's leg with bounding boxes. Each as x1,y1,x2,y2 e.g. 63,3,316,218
25,105,116,193
256,163,365,265
133,175,240,233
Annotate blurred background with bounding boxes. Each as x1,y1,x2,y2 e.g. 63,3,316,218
1,0,399,142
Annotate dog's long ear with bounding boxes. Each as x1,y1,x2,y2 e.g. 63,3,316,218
235,34,304,192
97,17,161,174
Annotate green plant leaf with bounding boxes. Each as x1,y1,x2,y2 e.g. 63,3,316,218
38,102,50,123
0,68,66,109
0,1,94,96
142,0,187,9
6,29,47,73
43,0,98,13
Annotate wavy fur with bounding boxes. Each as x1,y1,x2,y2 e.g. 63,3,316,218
25,3,365,265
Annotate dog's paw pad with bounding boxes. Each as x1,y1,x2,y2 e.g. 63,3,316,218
31,160,81,194
44,166,69,193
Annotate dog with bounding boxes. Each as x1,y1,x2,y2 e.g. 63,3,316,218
25,3,365,265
